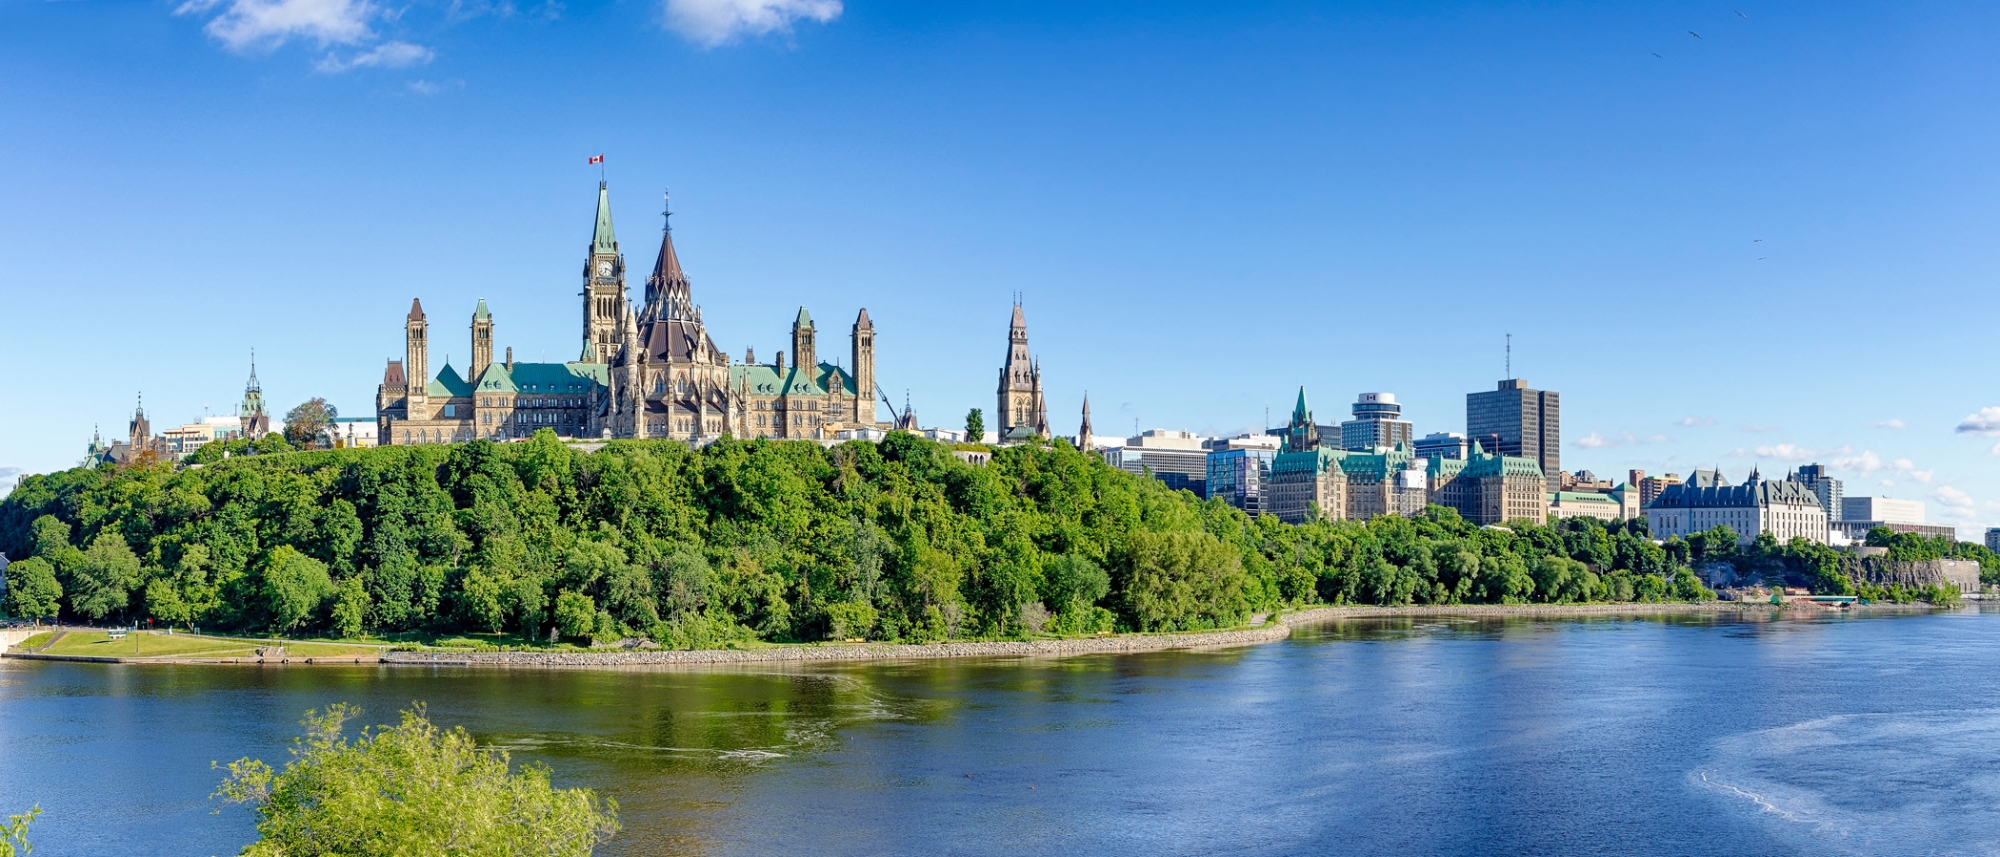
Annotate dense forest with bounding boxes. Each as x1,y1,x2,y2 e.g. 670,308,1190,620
0,430,1950,645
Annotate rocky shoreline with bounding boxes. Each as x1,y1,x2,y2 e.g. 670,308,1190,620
7,601,1943,669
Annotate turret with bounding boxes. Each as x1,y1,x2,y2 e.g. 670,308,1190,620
471,299,494,381
791,307,816,371
405,298,429,421
851,308,875,425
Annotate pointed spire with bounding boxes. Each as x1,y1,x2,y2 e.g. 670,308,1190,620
854,307,873,330
408,298,426,321
591,181,617,255
647,186,692,319
794,306,812,328
246,349,261,393
1292,386,1311,422
473,299,491,321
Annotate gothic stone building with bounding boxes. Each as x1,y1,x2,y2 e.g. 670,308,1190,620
377,182,883,445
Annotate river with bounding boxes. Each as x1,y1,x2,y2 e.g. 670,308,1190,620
4,607,1999,856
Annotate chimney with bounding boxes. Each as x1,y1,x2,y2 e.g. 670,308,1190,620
775,351,786,375
505,347,514,370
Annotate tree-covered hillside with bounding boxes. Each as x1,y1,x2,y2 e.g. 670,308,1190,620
3,432,1717,644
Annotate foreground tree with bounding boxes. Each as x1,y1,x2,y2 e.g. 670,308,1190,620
964,408,984,443
282,399,339,449
0,806,36,857
216,704,618,857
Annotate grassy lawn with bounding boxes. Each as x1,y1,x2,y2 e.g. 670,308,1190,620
12,632,55,651
29,631,386,659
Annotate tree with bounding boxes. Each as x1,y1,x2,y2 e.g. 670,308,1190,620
71,532,142,620
330,576,371,638
4,557,61,622
0,806,38,857
554,590,596,641
261,546,335,632
283,398,339,449
964,408,984,443
1122,530,1248,631
215,704,618,857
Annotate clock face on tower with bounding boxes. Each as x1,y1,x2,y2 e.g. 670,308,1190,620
596,260,612,277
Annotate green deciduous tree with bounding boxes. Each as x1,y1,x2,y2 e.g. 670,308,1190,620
214,704,618,857
4,557,61,622
554,590,596,642
1122,530,1248,631
0,805,38,857
71,532,142,620
282,399,339,449
261,546,335,632
964,408,984,443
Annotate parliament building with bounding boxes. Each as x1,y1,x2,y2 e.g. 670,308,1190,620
376,182,884,445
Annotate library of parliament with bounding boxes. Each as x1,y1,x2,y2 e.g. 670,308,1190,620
375,182,1050,446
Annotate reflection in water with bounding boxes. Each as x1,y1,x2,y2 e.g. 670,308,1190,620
2,608,1995,857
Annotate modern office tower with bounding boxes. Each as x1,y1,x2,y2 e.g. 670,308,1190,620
1790,464,1843,531
1835,496,1955,541
1637,473,1682,506
1104,430,1212,496
1414,431,1469,461
1339,392,1415,452
1986,528,2000,553
1206,434,1282,515
1467,378,1560,492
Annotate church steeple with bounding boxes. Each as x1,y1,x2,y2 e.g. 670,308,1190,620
997,298,1041,436
591,182,618,256
1076,393,1094,454
645,187,694,321
240,352,270,438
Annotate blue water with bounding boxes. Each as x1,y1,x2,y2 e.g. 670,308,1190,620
4,608,1998,856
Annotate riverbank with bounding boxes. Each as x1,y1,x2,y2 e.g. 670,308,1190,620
10,601,1913,669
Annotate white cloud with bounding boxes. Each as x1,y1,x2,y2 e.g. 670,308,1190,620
406,78,465,96
663,0,841,45
1680,415,1716,427
317,40,433,71
1932,486,1977,519
1875,418,1906,429
1728,443,1850,462
1828,450,1932,484
1957,407,2000,436
1573,430,1669,450
177,0,378,50
1739,424,1779,433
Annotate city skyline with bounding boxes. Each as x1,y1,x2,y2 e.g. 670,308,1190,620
4,1,2000,533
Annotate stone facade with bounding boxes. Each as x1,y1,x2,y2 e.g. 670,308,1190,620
1643,469,1828,545
1427,443,1549,526
996,302,1048,441
1266,389,1429,524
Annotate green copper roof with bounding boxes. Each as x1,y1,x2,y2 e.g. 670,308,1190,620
473,299,491,321
472,361,608,394
732,361,855,397
794,306,813,328
578,338,598,362
428,363,473,398
591,182,617,255
1292,386,1310,422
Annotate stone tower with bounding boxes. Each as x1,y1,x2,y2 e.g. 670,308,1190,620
405,299,429,421
129,394,151,449
851,308,875,425
791,307,816,372
581,182,626,363
997,301,1045,437
1283,387,1319,453
471,299,494,381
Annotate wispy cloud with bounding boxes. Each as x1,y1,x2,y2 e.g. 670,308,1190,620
663,0,841,45
1957,407,2000,436
317,39,432,71
1730,443,1847,463
1739,424,1779,433
1574,430,1669,450
1680,415,1716,427
406,78,465,96
1932,486,1977,519
1874,418,1906,429
176,0,378,50
177,0,433,72
1830,450,1933,483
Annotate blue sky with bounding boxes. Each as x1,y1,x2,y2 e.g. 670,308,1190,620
4,0,1999,531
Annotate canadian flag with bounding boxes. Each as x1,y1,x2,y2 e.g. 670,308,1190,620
588,154,604,164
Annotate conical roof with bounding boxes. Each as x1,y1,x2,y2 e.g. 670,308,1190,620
473,299,491,321
854,307,873,329
591,182,617,255
408,298,425,321
794,306,813,328
1292,386,1311,421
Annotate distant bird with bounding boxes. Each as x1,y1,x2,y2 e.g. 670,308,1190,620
1736,10,1749,18
1754,238,1763,242
1689,30,1703,38
1758,257,1767,260
1652,52,1664,58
